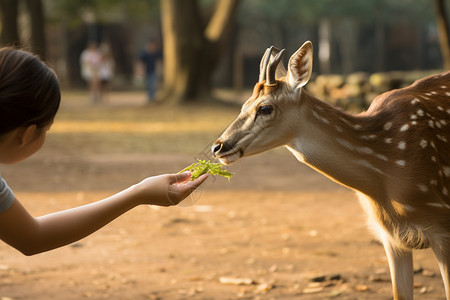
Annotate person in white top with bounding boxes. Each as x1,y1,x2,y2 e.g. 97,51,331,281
80,42,102,103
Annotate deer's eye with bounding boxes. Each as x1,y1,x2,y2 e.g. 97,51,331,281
257,105,273,116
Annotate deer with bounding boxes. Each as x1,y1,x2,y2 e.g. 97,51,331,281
212,41,450,300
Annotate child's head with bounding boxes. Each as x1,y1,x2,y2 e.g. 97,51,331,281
0,48,60,137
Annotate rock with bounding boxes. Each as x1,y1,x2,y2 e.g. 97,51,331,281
219,277,254,285
310,274,341,282
355,284,370,292
255,283,273,294
303,286,324,294
422,270,436,277
369,275,390,282
310,275,327,282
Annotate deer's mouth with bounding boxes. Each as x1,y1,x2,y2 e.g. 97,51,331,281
216,149,244,165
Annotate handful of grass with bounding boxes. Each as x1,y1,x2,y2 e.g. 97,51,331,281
179,159,233,181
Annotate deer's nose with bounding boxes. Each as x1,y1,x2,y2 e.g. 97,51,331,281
212,142,223,155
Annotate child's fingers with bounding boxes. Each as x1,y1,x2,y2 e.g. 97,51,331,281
170,171,191,184
188,173,209,188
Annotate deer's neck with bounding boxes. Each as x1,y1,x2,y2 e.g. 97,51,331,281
286,90,387,198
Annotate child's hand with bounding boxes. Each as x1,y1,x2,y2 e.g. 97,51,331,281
132,171,209,206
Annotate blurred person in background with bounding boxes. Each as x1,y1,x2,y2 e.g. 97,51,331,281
99,44,115,103
139,40,163,103
80,42,102,103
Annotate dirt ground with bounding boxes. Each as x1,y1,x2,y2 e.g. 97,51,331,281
0,92,447,299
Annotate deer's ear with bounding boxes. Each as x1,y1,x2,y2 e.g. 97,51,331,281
287,41,313,90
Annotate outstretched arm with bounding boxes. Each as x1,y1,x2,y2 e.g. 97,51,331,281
0,171,208,255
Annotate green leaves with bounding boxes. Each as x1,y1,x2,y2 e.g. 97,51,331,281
179,159,233,181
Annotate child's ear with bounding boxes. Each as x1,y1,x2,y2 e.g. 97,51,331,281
17,124,38,147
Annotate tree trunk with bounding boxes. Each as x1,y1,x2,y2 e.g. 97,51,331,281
434,0,450,70
160,0,239,104
0,0,20,48
318,18,331,74
25,0,47,59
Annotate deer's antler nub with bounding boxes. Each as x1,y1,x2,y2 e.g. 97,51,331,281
259,46,274,83
265,48,286,86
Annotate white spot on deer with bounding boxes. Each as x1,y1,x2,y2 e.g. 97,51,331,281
437,135,448,142
355,159,383,174
354,124,362,130
312,111,330,124
398,141,406,150
396,160,406,167
336,138,354,150
420,139,428,148
430,179,438,186
425,92,433,96
441,85,447,89
443,166,450,177
440,120,447,126
411,98,420,105
400,124,410,131
376,154,388,161
436,122,442,129
426,203,450,209
428,120,435,128
443,187,449,196
430,141,437,150
383,122,392,130
403,204,416,212
446,92,450,96
385,138,392,144
437,106,444,111
447,109,450,114
361,134,377,140
431,91,438,95
411,121,417,126
431,156,437,163
410,114,417,120
357,146,374,155
417,109,425,116
418,184,428,192
334,125,343,133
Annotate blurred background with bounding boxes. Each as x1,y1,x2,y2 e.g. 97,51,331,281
1,0,449,108
1,1,450,299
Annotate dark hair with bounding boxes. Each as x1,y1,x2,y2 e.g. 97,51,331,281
0,48,61,135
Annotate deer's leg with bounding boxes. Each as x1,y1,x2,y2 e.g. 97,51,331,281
382,239,414,300
432,246,450,300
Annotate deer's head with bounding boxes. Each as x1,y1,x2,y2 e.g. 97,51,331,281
212,41,313,165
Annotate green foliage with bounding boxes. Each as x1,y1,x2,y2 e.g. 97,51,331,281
179,159,234,181
47,0,160,27
239,0,435,25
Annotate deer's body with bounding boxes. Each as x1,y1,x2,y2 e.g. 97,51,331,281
212,42,450,300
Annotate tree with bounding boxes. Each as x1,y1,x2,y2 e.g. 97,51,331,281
0,0,46,58
25,0,46,59
160,0,240,103
434,0,450,69
0,0,20,47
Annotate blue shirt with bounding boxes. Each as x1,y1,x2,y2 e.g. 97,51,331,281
139,50,162,76
0,175,14,214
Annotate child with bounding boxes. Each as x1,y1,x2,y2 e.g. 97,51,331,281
0,48,208,256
